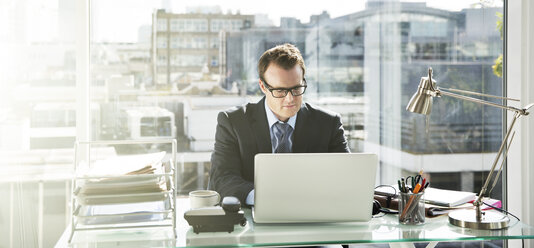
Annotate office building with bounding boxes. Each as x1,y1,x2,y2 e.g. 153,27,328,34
223,27,308,92
151,9,254,88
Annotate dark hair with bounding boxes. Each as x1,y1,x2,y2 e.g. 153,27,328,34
258,43,306,82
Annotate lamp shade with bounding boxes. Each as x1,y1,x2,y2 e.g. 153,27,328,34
406,76,436,115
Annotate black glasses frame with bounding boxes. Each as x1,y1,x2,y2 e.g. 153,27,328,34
261,78,308,98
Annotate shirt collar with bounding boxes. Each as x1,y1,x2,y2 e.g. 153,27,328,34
264,99,297,129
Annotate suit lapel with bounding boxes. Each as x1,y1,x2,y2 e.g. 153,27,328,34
292,103,309,153
247,97,272,153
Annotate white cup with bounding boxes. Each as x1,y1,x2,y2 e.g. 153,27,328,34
189,190,221,209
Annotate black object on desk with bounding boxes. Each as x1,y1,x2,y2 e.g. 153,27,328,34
184,196,247,234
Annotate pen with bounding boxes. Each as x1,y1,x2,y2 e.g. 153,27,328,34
416,169,424,184
413,183,421,194
421,178,426,191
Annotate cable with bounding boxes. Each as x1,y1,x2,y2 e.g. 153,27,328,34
380,208,399,214
373,185,399,215
482,202,520,222
374,184,398,197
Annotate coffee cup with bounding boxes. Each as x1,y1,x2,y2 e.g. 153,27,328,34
189,190,221,209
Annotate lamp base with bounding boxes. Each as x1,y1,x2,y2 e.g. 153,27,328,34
448,209,510,229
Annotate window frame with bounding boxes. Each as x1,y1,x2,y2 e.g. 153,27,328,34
505,1,534,247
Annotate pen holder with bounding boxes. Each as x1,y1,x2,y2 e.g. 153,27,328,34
398,192,425,225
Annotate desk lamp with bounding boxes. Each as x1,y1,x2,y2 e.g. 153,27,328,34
406,67,533,229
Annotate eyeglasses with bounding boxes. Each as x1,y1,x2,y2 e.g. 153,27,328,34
261,78,308,98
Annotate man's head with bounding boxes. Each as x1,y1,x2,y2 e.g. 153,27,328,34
258,43,307,122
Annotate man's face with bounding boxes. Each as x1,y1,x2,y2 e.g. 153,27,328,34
259,64,304,122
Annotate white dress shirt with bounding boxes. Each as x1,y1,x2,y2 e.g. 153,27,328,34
245,101,297,205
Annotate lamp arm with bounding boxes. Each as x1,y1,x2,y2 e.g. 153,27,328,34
435,87,534,221
439,87,520,102
473,112,520,214
437,88,526,115
473,103,533,211
488,132,516,194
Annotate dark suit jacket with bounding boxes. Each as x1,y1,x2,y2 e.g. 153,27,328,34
209,97,350,204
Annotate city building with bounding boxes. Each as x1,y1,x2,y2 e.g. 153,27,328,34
151,9,254,89
223,27,308,92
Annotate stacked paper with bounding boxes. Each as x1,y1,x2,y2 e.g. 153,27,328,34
75,151,169,205
78,151,166,176
73,151,173,225
375,185,477,207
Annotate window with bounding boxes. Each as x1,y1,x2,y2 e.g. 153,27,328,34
170,36,180,48
157,18,167,31
211,37,219,48
171,54,207,66
193,37,207,48
211,19,244,32
173,18,209,32
157,55,167,66
156,36,167,48
211,19,221,32
97,1,506,198
0,1,507,246
211,55,218,66
170,19,180,32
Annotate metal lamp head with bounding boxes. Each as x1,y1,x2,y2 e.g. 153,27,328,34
406,68,437,115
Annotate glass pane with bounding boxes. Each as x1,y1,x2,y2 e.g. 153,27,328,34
89,1,504,202
0,0,507,246
0,0,77,246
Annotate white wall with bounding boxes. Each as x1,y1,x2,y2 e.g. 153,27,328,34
507,0,534,247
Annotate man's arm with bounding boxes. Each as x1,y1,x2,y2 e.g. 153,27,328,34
209,111,254,204
328,114,351,153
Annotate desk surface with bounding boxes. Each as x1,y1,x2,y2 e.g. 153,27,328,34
57,197,534,247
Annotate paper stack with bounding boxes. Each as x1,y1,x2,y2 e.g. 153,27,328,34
75,151,169,205
375,185,476,207
73,151,173,225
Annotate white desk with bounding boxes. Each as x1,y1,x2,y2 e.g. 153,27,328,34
56,197,534,247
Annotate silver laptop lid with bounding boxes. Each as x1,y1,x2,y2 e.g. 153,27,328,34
253,153,377,223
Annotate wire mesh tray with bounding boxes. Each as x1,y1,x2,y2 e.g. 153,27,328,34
69,139,178,243
74,198,173,225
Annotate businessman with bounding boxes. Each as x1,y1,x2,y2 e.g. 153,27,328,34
209,43,350,205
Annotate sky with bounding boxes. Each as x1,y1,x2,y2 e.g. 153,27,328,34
19,0,502,43
91,0,502,43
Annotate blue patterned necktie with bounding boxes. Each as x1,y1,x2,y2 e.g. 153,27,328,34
273,122,293,153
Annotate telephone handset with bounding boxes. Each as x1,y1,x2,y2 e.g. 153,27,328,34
184,196,247,234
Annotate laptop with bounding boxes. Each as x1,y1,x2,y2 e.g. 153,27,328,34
253,153,378,223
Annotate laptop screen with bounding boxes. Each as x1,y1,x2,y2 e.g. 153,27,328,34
253,153,378,223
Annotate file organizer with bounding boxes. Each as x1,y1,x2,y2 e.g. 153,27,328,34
69,140,177,243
